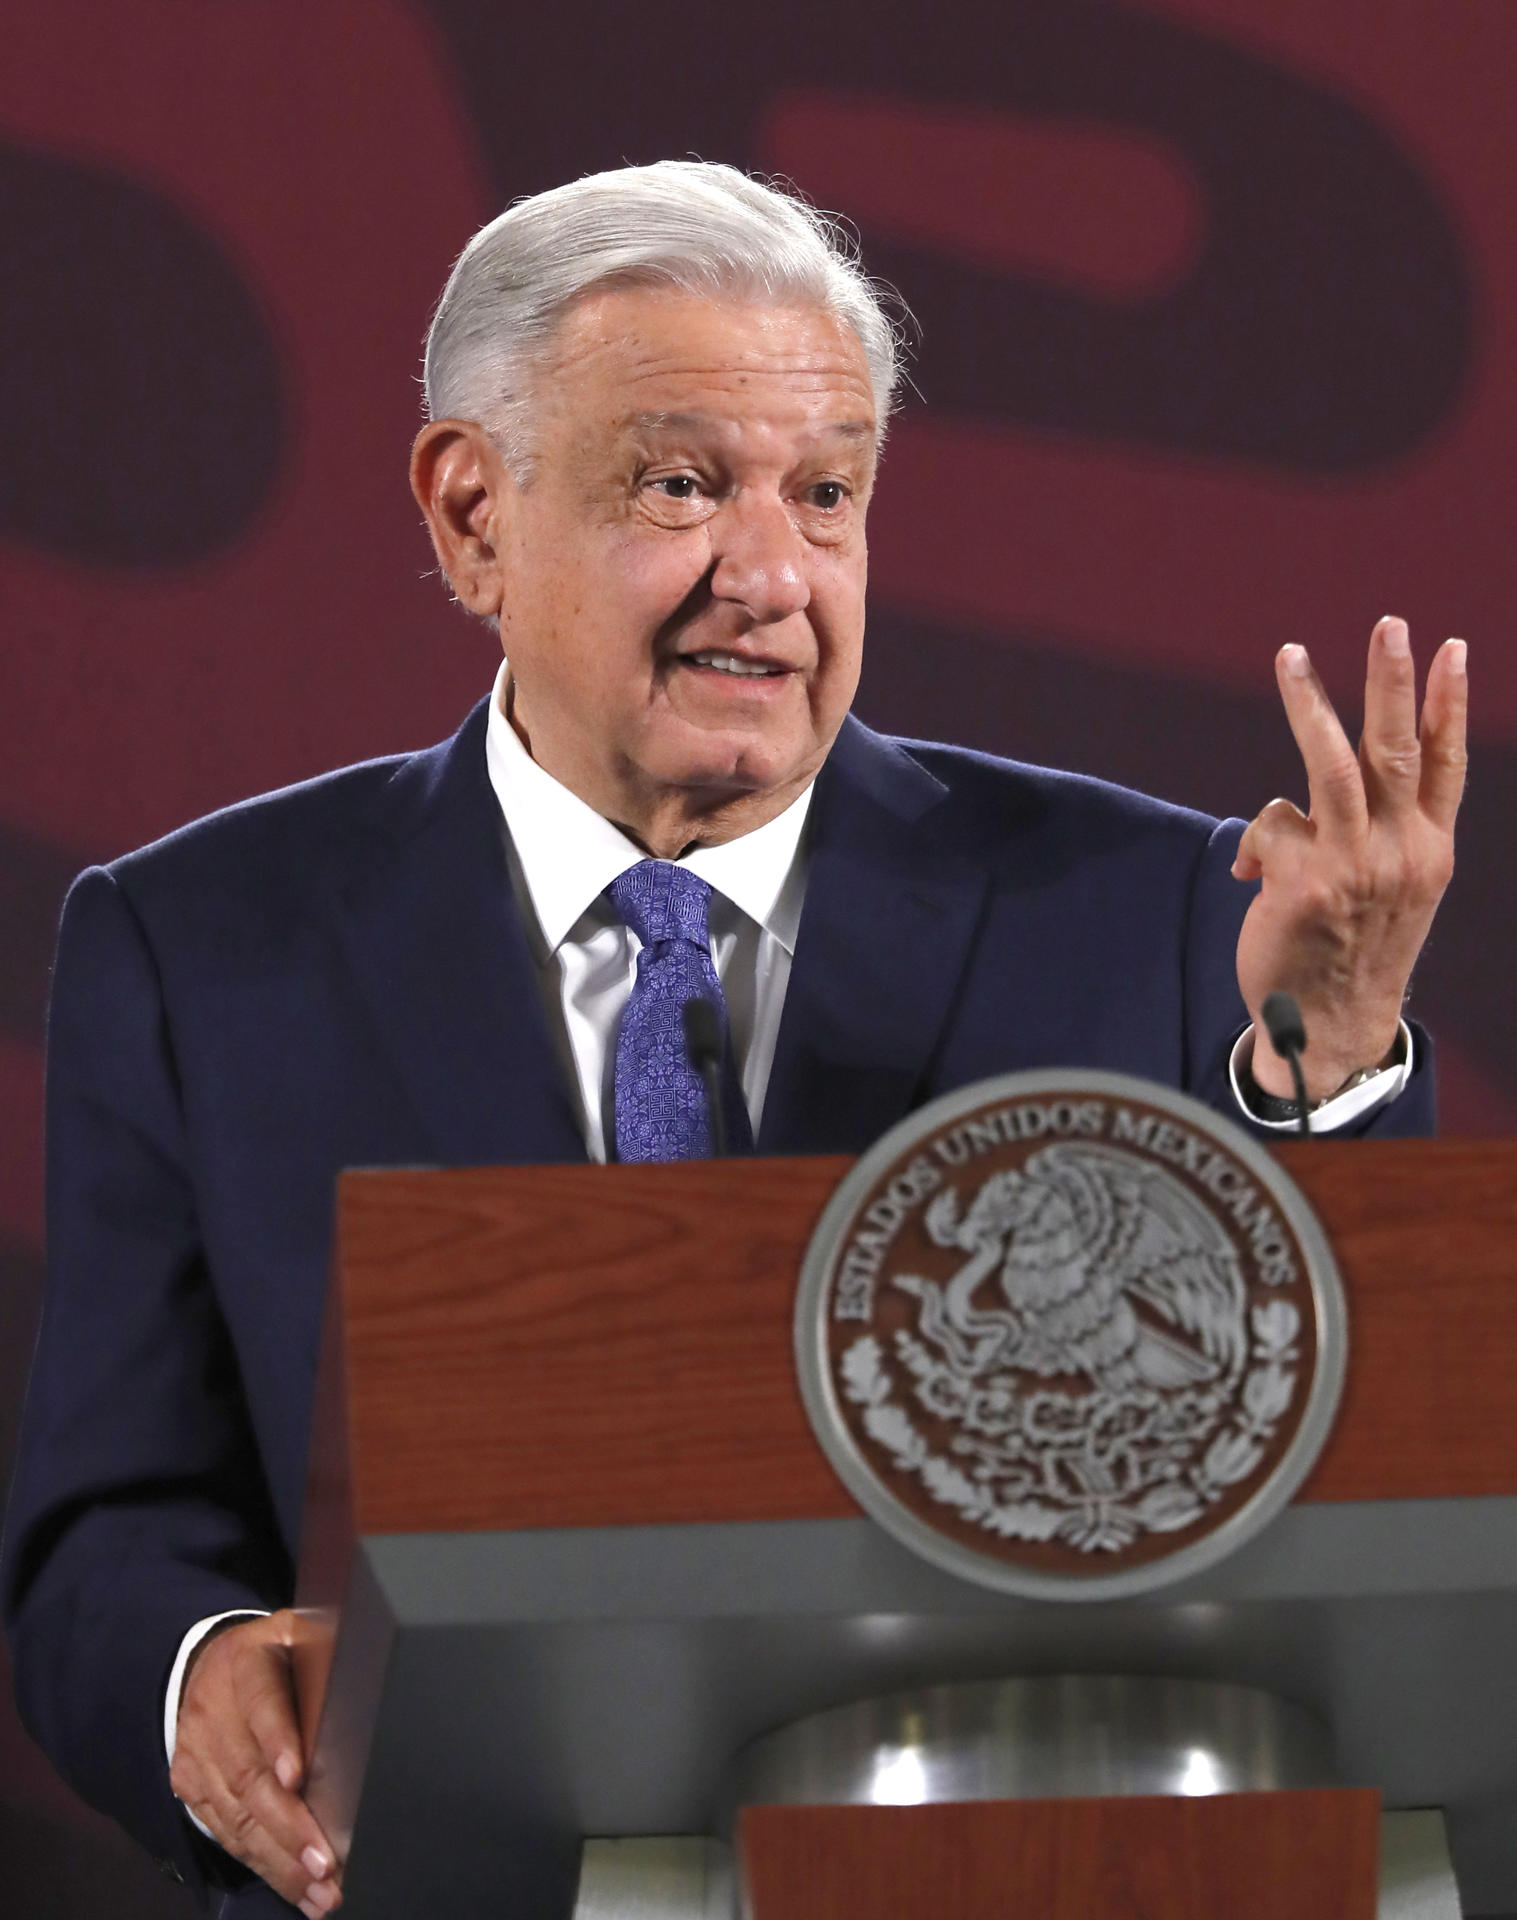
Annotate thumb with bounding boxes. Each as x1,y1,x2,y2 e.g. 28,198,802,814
1233,795,1311,883
1232,819,1263,882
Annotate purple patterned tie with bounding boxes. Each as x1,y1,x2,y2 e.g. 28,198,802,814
608,861,754,1161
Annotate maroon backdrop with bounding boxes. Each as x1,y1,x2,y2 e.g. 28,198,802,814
4,0,1514,1908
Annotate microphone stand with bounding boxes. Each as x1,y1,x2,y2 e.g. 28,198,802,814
682,997,728,1158
1261,990,1312,1138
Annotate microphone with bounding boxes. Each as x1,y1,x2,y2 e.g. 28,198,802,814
1260,990,1311,1138
682,997,728,1158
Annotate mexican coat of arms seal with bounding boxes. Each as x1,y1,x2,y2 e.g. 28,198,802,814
795,1071,1347,1598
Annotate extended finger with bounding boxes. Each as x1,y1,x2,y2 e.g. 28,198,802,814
216,1779,340,1914
179,1722,337,1910
1418,636,1469,831
1358,616,1422,817
240,1640,305,1791
234,1651,340,1903
1274,643,1367,838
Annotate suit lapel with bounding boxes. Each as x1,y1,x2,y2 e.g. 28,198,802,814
330,702,586,1168
325,705,989,1166
759,717,989,1155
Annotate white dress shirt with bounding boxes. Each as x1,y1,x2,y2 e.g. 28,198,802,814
164,665,1410,1786
484,662,811,1159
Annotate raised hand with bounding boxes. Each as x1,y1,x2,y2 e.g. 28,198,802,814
170,1609,342,1918
1233,617,1466,1102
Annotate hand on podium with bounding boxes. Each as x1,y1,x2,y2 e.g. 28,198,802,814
169,1609,342,1918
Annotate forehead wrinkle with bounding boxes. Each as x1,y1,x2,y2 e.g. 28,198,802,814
615,343,873,389
623,409,874,443
557,328,871,383
641,353,865,375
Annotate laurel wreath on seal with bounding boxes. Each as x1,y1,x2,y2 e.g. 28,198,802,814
839,1297,1301,1554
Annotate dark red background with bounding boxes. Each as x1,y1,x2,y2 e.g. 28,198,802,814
3,1,1514,1907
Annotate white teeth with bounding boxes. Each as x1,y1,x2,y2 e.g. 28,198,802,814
687,651,777,677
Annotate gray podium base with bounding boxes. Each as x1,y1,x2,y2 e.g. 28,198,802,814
571,1810,1462,1920
321,1497,1517,1917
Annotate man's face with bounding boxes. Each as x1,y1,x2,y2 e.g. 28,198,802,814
480,288,878,850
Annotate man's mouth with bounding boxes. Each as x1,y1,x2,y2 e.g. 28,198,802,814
683,651,786,679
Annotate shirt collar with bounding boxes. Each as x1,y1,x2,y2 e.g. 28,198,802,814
484,660,813,956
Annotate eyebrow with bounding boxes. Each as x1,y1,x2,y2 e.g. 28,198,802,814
625,410,874,441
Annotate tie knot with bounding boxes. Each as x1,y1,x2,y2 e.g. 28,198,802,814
608,861,713,951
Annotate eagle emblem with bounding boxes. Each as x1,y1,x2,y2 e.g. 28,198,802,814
800,1075,1344,1596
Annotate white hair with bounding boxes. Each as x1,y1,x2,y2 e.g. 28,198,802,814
422,160,904,473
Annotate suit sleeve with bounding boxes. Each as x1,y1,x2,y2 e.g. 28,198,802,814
1,867,289,1887
1180,817,1436,1136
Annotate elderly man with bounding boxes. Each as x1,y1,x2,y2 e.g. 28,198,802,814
2,163,1463,1918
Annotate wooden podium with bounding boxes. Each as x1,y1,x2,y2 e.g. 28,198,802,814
291,1141,1517,1917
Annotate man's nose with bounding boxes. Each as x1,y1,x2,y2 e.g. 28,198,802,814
708,492,811,624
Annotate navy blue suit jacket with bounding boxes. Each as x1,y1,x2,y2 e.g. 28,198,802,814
1,702,1433,1906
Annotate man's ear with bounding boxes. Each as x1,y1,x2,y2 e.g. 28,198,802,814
409,419,513,620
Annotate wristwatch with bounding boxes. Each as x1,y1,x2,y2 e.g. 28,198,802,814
1240,1022,1407,1125
1240,1061,1380,1124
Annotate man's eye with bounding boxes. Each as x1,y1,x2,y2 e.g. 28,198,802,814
809,482,847,511
652,475,701,499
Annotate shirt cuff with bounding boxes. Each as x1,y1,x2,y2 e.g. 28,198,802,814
165,1609,268,1838
1229,1020,1414,1133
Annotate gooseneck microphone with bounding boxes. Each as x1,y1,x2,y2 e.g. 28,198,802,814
1260,990,1311,1138
682,996,728,1158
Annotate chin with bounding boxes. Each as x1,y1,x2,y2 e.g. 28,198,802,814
655,726,809,797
